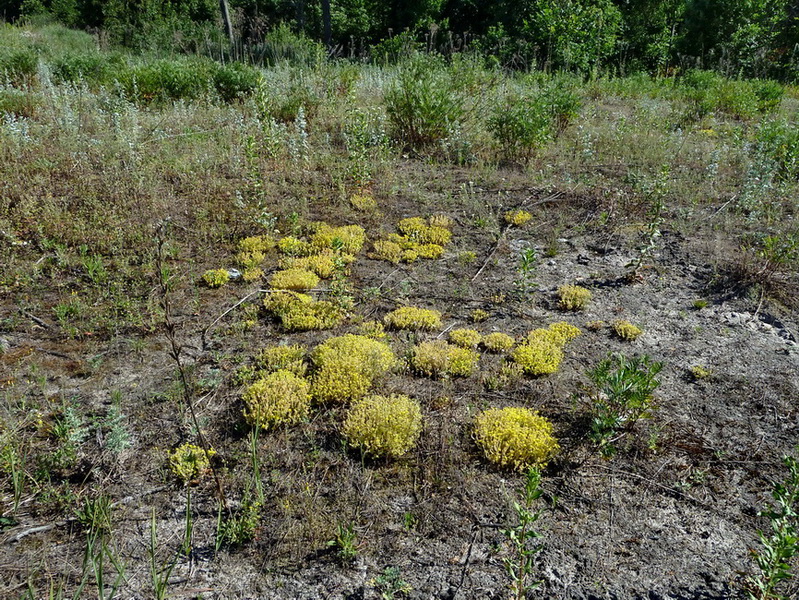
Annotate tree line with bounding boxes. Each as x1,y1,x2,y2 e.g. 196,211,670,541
1,0,797,79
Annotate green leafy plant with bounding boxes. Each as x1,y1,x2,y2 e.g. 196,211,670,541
372,566,412,599
587,353,663,457
745,450,799,600
501,467,549,600
327,522,361,562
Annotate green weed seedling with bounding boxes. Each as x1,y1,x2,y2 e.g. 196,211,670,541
746,450,799,600
501,467,551,600
327,521,360,562
372,566,412,599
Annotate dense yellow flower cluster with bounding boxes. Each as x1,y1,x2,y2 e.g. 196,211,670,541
242,370,311,430
342,394,423,459
473,407,559,471
411,339,479,378
557,284,592,311
383,306,442,331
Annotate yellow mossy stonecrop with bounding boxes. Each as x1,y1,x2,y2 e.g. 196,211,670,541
277,236,314,257
311,334,396,403
473,407,559,471
242,370,311,430
350,192,378,211
471,309,490,323
168,443,216,484
269,268,320,291
613,319,643,341
504,210,533,226
264,291,345,331
449,328,482,349
342,394,423,459
558,285,592,311
202,268,230,288
279,250,353,279
384,306,442,331
481,332,515,353
237,235,275,254
411,340,480,378
370,240,403,264
310,223,367,254
512,322,581,376
357,320,387,339
256,344,307,376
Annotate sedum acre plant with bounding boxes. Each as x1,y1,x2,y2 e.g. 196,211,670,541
264,291,345,331
269,268,320,291
169,443,216,484
481,332,515,353
411,339,479,378
384,306,442,331
504,210,533,226
473,407,559,471
449,328,482,348
557,285,592,311
256,344,307,376
342,394,423,459
612,320,643,341
242,370,311,430
202,268,230,288
311,334,396,403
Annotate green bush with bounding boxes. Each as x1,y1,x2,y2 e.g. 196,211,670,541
0,88,40,117
757,119,799,180
0,47,38,85
342,394,423,459
121,58,216,102
488,95,551,163
473,407,559,471
213,62,261,102
385,56,464,149
51,52,121,87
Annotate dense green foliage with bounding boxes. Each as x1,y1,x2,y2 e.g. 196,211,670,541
1,0,797,79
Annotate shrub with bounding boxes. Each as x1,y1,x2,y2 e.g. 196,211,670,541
385,56,464,149
214,62,260,102
558,285,592,311
449,328,482,348
168,443,216,484
612,320,643,341
482,332,515,353
256,344,307,376
264,291,345,331
473,407,559,471
342,394,423,459
757,119,799,180
269,268,320,291
311,334,396,403
489,95,551,162
202,268,230,288
0,47,38,85
121,58,216,102
411,340,479,378
504,210,533,226
242,370,311,430
51,52,114,87
384,307,442,331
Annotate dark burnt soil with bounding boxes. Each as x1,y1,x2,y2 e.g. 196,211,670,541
1,181,798,600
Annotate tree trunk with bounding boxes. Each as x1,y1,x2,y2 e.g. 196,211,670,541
219,0,234,45
322,0,331,49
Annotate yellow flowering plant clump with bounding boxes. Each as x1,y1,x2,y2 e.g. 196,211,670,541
473,407,559,471
310,223,366,254
357,320,387,339
277,236,314,257
202,268,230,288
471,309,490,323
411,340,479,378
256,344,307,376
557,285,592,311
169,443,216,484
512,322,581,376
370,240,403,264
242,267,264,282
449,328,482,348
350,192,378,211
415,243,445,259
243,370,311,430
504,210,533,226
342,394,423,459
236,250,266,270
269,268,320,291
384,306,442,331
264,291,345,331
311,334,396,403
613,320,643,341
238,235,275,254
279,250,354,279
481,332,515,353
511,337,564,376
